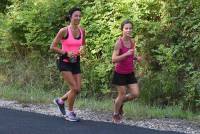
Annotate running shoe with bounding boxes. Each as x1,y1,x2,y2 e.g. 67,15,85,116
65,111,80,122
112,114,122,124
53,98,66,115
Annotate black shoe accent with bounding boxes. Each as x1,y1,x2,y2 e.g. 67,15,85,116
54,98,66,115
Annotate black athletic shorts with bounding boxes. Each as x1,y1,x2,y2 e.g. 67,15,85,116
112,71,137,86
57,56,81,74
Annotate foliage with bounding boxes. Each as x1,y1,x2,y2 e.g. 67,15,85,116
0,0,199,111
0,0,11,14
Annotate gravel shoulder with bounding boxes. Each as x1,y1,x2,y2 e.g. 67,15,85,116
0,99,199,134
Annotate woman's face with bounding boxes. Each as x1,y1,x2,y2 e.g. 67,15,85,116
70,11,81,25
122,23,133,37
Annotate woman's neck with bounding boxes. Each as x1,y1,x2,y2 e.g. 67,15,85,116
122,35,131,41
70,23,79,30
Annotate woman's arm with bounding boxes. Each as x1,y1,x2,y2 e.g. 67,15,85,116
131,39,142,62
82,28,86,45
79,28,86,56
50,28,66,55
112,40,134,63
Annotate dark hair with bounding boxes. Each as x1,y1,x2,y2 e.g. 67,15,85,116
65,7,81,22
120,19,133,31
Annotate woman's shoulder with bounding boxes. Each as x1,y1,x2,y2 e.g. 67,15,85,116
56,27,68,38
114,37,122,49
79,26,85,32
56,27,67,35
131,38,135,42
116,36,124,44
130,38,136,48
116,38,121,44
59,27,68,32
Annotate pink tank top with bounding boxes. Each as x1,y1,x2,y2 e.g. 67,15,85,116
115,38,135,74
61,26,84,62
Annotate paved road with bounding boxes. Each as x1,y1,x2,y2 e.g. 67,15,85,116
0,108,184,134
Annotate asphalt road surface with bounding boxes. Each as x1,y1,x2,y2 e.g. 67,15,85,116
0,108,184,134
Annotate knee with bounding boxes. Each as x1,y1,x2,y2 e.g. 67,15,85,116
75,88,81,94
128,94,135,101
133,92,140,98
118,90,126,97
119,94,126,99
128,93,139,101
77,85,81,92
71,87,80,95
118,92,126,99
70,83,81,95
75,85,81,94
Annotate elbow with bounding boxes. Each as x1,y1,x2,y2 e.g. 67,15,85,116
50,42,57,51
50,45,55,51
112,58,117,63
49,46,52,51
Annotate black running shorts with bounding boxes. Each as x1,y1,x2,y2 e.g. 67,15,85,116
57,56,81,74
112,71,137,86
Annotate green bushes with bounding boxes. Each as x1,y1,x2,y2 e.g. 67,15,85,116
0,0,199,111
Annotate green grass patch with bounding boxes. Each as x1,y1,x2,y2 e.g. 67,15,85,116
124,102,196,120
76,98,199,121
76,97,113,112
0,85,199,122
0,85,63,104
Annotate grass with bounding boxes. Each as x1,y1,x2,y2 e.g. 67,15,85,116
0,85,199,122
124,102,196,120
75,98,199,122
0,85,60,104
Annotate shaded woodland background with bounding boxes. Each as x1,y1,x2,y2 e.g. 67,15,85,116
0,0,199,112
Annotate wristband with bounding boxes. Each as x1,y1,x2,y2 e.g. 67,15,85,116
62,52,68,58
60,52,68,60
133,57,137,61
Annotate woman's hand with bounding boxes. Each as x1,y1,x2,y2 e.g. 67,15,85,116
137,56,142,62
67,51,75,58
79,46,85,57
125,49,134,56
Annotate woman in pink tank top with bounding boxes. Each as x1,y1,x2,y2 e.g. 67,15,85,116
111,20,142,123
50,7,85,122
